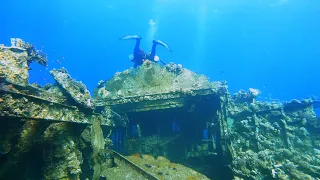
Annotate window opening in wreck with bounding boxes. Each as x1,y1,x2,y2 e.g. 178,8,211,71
111,96,223,178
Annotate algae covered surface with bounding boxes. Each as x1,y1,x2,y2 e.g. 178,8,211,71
0,38,47,86
50,68,94,109
95,60,225,101
227,91,320,179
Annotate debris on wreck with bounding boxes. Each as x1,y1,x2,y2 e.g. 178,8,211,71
50,67,94,109
227,91,320,179
0,38,114,179
0,38,47,86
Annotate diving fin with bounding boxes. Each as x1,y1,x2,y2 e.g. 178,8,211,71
153,40,172,52
120,35,142,40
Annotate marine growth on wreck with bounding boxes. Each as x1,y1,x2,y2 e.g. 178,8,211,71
1,38,320,179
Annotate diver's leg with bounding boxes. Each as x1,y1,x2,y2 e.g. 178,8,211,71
150,40,158,60
134,38,142,54
119,35,142,54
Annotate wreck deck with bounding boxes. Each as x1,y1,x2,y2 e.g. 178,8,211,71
0,81,112,126
96,87,226,113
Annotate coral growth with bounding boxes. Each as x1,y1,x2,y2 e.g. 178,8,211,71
50,68,94,109
227,96,320,179
0,38,47,85
95,60,222,100
43,123,83,179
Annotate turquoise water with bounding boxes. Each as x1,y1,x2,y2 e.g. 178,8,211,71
1,0,320,110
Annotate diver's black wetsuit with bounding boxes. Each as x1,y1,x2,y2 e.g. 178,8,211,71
132,38,144,68
120,35,172,68
149,41,158,61
132,39,158,68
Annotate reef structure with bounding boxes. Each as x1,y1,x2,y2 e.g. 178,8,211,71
50,68,94,109
0,38,116,179
95,60,227,113
94,60,231,178
94,61,320,179
0,38,47,86
226,90,320,179
0,38,213,179
1,38,320,179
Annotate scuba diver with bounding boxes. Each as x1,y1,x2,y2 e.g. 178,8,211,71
119,35,172,68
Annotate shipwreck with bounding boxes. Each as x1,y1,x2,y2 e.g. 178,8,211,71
0,38,320,179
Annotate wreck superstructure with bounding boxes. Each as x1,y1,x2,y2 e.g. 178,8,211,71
94,60,230,178
0,38,320,179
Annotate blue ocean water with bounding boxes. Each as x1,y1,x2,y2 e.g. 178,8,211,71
1,0,320,111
